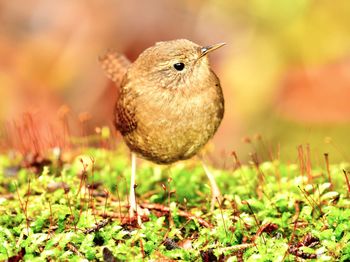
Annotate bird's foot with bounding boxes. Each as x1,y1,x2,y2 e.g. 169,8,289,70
129,204,150,226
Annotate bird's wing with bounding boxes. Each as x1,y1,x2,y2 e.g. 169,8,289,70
99,50,131,85
115,102,137,135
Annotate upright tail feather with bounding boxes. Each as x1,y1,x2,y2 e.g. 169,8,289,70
99,50,131,85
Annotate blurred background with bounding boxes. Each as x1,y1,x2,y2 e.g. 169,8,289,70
1,0,350,165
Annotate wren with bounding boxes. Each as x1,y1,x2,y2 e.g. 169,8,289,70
100,39,225,164
100,39,225,218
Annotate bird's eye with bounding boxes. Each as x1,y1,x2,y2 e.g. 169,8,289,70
173,62,185,71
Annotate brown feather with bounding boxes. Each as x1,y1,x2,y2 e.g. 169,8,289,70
99,51,130,85
114,100,137,135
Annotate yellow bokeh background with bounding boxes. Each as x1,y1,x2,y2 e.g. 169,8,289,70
1,0,350,163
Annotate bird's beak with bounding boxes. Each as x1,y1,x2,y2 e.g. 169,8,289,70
199,42,226,58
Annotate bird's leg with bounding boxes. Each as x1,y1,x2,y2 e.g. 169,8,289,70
129,152,137,218
129,152,149,225
201,161,222,211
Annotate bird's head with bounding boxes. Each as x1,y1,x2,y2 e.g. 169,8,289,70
132,39,225,90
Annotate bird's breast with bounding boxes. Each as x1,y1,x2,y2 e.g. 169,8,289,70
119,78,224,164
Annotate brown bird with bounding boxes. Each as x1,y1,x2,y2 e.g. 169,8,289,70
100,39,225,220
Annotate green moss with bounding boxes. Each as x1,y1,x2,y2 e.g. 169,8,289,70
0,147,349,260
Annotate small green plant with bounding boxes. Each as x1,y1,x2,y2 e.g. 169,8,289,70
0,146,349,261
